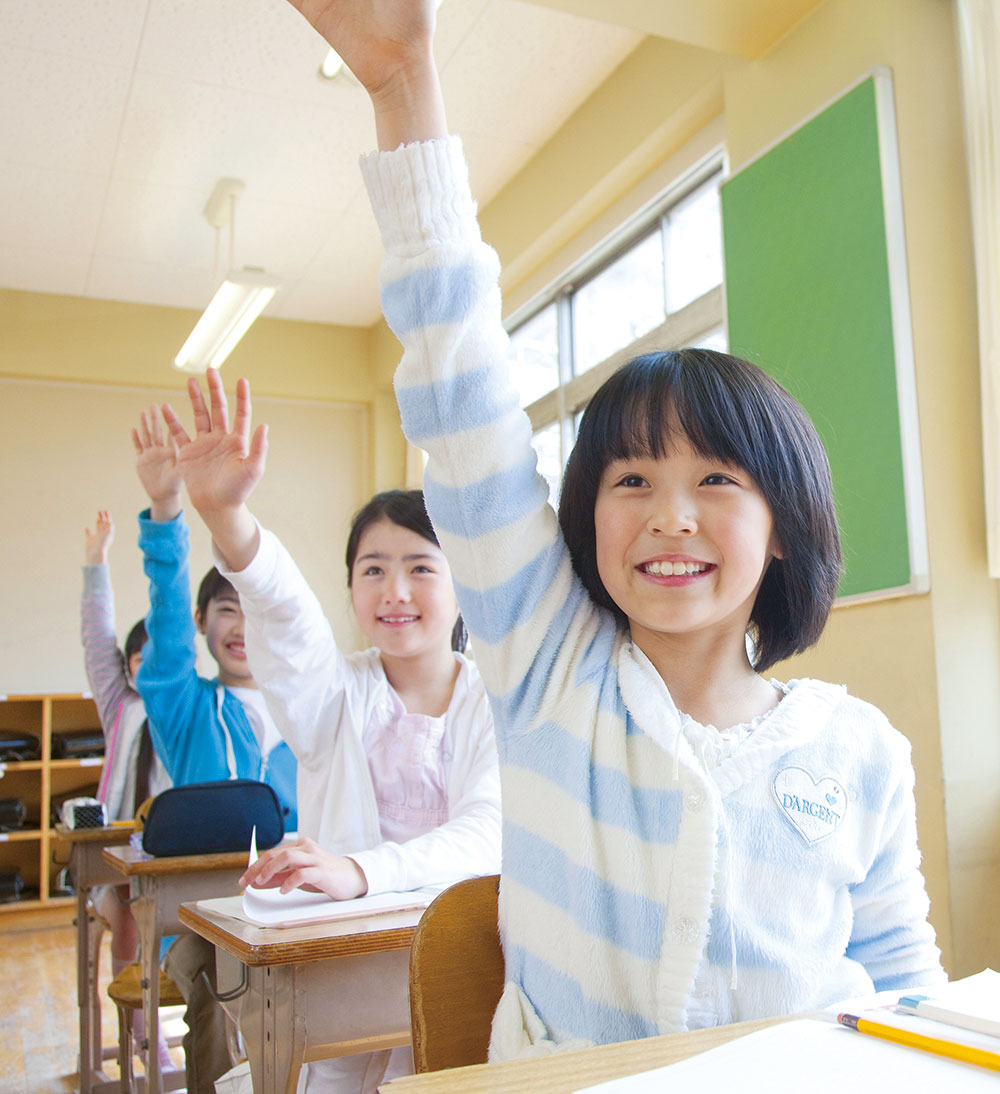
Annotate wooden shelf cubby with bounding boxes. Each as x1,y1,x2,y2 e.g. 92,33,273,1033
0,693,103,923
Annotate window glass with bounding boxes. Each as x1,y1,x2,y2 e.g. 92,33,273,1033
507,304,559,408
665,181,722,313
572,230,665,375
696,326,729,352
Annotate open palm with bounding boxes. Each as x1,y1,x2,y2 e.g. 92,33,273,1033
285,0,436,95
161,370,267,516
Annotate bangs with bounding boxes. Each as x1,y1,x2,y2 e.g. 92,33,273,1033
586,351,772,481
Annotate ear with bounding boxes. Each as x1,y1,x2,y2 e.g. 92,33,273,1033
769,530,785,561
194,608,207,635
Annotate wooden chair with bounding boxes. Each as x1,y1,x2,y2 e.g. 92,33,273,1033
408,874,505,1073
106,962,185,1093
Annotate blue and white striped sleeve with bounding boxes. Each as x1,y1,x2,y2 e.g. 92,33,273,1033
360,137,594,719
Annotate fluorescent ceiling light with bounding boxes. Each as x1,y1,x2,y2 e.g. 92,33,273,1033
173,268,281,373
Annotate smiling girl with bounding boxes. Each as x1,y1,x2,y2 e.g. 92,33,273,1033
278,0,945,1063
161,372,501,1090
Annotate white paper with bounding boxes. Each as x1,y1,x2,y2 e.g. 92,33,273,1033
574,1018,999,1094
197,828,442,928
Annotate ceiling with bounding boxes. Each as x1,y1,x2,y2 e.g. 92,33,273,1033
1,0,823,329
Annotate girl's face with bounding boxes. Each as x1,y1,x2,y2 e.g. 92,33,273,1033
350,519,460,661
593,435,781,657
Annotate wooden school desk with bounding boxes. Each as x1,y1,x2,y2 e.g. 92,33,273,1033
56,821,135,1094
178,898,425,1094
103,843,247,1094
378,1016,791,1094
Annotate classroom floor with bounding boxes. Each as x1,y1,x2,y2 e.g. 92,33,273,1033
0,921,184,1094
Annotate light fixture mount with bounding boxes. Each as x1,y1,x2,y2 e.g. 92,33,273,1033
173,178,282,373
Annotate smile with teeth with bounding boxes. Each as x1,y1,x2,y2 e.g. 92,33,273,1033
641,560,709,576
380,614,420,624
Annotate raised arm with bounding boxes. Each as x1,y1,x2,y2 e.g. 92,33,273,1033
284,0,446,149
81,511,134,732
84,509,115,565
131,406,183,522
160,368,265,572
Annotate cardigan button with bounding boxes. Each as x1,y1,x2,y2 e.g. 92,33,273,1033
685,789,705,811
671,917,698,943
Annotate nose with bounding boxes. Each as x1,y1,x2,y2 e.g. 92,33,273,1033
646,489,696,536
383,572,412,603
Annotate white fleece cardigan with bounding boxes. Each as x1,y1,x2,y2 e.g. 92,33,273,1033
219,526,502,896
359,135,944,1059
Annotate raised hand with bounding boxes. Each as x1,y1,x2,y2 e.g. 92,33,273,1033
84,510,115,565
239,836,368,900
284,0,446,149
132,406,183,522
160,368,265,571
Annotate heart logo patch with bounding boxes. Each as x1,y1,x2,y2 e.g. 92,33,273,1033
773,766,846,844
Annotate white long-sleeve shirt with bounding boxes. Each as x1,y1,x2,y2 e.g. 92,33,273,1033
218,526,502,895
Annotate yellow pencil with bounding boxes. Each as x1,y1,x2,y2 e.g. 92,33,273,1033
837,1012,1000,1073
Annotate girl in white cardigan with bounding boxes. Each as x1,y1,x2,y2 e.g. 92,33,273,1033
161,372,501,1091
276,0,944,1064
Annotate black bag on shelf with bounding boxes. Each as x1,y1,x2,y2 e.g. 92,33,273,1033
0,731,41,762
0,870,24,903
50,729,105,760
140,779,284,857
0,798,26,831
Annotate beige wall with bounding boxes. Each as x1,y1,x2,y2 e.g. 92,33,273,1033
0,290,382,695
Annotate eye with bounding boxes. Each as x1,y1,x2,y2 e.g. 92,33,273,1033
412,565,434,574
361,565,383,577
615,473,649,489
702,472,735,486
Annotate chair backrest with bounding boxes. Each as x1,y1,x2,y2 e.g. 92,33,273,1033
409,874,504,1073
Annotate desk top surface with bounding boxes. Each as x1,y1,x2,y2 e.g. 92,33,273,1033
102,843,248,877
179,899,423,967
54,821,134,846
381,1016,790,1094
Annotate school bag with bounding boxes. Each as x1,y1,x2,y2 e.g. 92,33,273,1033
140,779,284,857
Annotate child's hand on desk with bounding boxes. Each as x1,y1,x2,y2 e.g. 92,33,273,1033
240,836,369,901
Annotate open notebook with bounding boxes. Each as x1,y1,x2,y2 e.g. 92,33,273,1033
196,826,443,929
574,972,1000,1094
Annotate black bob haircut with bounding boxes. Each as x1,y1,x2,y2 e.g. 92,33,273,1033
345,489,468,654
196,567,238,620
557,348,842,673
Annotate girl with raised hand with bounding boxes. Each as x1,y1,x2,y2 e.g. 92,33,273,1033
160,368,501,1091
282,0,945,1064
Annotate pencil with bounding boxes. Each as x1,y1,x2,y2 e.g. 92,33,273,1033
837,1012,1000,1073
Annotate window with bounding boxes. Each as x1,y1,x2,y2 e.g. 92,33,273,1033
506,160,727,498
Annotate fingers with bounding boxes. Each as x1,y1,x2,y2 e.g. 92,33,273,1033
134,406,175,452
206,367,230,433
186,375,211,436
160,402,193,448
239,840,322,890
233,376,253,447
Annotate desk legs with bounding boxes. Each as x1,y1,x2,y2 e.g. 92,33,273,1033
216,955,305,1094
215,948,413,1094
75,883,105,1093
132,884,163,1094
70,848,119,1094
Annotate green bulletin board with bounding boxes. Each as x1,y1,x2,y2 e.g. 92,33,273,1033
721,72,927,600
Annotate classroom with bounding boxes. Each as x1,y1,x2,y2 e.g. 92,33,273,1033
2,0,998,1088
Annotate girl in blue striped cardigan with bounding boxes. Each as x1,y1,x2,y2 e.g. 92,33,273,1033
287,0,944,1061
